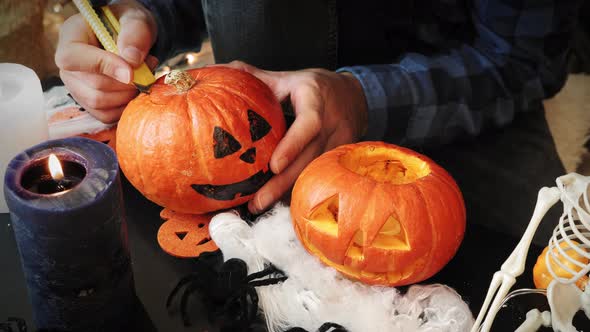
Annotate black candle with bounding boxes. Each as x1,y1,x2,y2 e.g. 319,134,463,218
3,137,136,332
20,154,85,194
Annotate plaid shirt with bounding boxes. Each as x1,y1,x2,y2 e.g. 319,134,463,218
339,0,581,147
140,0,581,147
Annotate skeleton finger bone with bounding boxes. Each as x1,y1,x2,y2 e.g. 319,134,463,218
471,186,561,332
514,309,551,332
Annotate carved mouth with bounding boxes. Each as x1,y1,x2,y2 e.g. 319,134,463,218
191,165,273,201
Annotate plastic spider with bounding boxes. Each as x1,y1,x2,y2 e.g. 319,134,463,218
0,318,26,332
167,255,287,330
286,322,349,332
0,318,65,332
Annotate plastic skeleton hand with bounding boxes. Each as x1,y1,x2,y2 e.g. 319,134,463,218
514,309,551,332
470,186,561,332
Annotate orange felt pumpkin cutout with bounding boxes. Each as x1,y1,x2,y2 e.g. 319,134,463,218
117,68,286,214
157,208,218,258
290,141,466,286
79,126,117,151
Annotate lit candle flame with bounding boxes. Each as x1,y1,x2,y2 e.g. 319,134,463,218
186,53,197,65
48,154,64,181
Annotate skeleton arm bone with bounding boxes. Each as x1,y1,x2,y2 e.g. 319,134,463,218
471,187,561,332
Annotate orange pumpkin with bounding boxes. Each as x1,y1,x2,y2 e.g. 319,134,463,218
290,141,466,286
117,68,286,213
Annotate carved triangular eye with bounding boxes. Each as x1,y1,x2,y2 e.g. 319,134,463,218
248,109,271,142
346,215,410,262
372,216,410,250
213,126,242,158
308,194,339,237
351,216,409,249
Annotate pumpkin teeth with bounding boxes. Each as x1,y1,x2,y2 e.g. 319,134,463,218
190,164,273,201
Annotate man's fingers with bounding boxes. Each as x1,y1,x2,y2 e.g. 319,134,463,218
56,42,132,84
61,71,136,124
63,72,126,124
217,60,256,72
73,87,137,113
270,85,323,174
145,55,159,70
116,6,157,67
249,139,323,214
68,71,136,92
87,107,126,124
56,14,132,84
57,14,98,46
270,111,322,174
64,55,158,91
217,61,291,101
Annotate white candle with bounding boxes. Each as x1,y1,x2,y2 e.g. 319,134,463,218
0,63,49,213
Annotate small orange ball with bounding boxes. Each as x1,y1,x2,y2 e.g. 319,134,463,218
533,241,589,290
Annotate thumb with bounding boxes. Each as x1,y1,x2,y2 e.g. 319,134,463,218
116,5,157,67
219,61,291,101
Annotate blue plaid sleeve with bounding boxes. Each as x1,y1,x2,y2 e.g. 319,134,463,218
339,0,581,147
136,0,206,61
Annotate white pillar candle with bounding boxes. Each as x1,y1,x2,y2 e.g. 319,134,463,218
0,63,49,213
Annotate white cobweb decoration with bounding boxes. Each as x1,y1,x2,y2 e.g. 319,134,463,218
209,204,474,332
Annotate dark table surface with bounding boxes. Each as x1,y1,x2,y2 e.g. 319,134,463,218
1,177,588,332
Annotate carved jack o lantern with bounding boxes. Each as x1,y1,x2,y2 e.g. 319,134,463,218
290,142,466,286
117,68,286,213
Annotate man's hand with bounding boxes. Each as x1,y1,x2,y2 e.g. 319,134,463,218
55,0,157,123
221,61,368,214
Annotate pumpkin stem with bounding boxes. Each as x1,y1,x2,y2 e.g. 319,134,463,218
164,70,196,92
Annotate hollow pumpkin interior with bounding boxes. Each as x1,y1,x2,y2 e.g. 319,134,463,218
339,145,431,184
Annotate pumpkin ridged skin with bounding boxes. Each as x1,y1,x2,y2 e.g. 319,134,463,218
290,141,466,286
117,67,286,213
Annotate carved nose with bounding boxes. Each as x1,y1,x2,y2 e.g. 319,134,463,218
239,147,256,164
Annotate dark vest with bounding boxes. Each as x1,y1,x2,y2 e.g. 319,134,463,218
201,0,474,71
